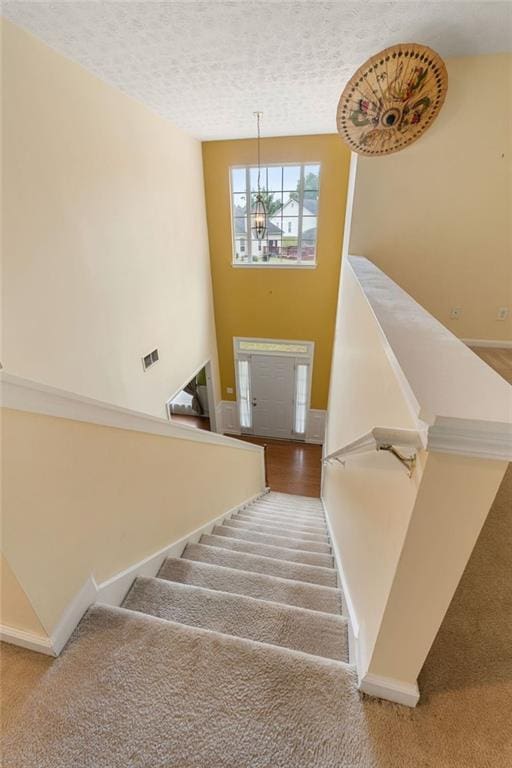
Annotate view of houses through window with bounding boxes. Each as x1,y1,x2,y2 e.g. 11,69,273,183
230,163,320,266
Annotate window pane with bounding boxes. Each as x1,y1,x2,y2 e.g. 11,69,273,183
283,165,300,191
282,217,299,237
238,360,252,428
234,238,249,262
231,168,246,193
250,166,268,192
234,217,247,235
231,163,319,267
294,364,308,434
251,238,269,262
304,165,320,190
302,197,318,216
267,165,283,192
266,191,283,216
302,216,317,237
233,193,248,214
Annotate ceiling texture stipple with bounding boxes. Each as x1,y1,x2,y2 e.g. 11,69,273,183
3,1,511,140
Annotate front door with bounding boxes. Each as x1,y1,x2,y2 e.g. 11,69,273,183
250,354,296,439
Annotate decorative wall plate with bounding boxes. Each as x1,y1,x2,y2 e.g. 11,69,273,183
336,43,448,156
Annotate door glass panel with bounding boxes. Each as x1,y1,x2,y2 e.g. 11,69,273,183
294,364,308,434
238,359,252,428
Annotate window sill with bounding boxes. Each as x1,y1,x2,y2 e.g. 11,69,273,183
232,263,317,270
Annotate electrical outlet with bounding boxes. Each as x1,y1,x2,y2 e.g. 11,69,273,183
450,307,462,320
497,307,509,321
226,387,234,395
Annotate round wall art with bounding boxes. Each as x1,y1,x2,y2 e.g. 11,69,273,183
336,43,448,156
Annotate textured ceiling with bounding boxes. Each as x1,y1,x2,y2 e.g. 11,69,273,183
3,1,511,140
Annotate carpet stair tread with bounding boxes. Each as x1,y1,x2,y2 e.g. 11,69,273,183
226,518,330,543
158,557,342,613
123,576,348,661
201,533,333,567
182,542,337,587
212,524,332,554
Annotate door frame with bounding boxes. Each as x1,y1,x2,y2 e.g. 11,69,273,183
233,337,314,440
166,359,218,433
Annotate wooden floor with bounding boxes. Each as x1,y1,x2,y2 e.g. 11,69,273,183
171,414,211,431
472,346,512,384
237,436,323,498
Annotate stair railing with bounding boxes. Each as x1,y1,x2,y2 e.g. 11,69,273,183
323,427,425,478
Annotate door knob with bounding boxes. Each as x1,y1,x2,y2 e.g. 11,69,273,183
252,398,257,406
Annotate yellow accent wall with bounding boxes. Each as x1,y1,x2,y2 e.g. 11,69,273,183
202,135,350,410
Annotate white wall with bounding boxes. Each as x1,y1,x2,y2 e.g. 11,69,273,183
2,19,220,417
349,54,512,343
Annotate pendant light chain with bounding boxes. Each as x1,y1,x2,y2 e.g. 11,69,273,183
257,111,261,195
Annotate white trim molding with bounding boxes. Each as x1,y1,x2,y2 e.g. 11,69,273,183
462,338,512,349
219,400,240,435
0,372,259,454
0,625,54,656
1,490,268,657
359,672,420,708
427,416,512,461
306,409,326,444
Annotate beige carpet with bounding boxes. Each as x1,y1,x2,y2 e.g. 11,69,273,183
2,480,512,767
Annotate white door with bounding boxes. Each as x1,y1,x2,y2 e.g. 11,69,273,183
250,354,296,439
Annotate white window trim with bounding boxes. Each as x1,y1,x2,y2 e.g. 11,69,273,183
233,337,314,438
229,161,320,269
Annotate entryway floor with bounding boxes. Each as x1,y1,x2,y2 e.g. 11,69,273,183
172,414,211,431
237,436,322,498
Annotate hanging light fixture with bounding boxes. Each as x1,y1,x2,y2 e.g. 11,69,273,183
251,111,267,241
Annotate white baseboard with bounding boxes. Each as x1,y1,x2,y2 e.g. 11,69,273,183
321,495,360,654
463,338,512,349
359,672,420,707
306,409,326,444
1,490,267,657
0,625,54,655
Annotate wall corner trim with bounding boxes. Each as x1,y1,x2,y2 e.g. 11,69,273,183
358,672,420,707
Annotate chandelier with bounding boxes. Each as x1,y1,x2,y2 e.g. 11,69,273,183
251,111,267,240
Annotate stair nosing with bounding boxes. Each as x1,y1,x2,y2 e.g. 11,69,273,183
183,542,338,586
131,575,348,624
237,512,328,530
204,533,334,565
228,519,330,542
215,524,332,554
160,556,342,596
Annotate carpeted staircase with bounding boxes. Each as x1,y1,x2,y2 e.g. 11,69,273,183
124,491,348,661
4,492,357,768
